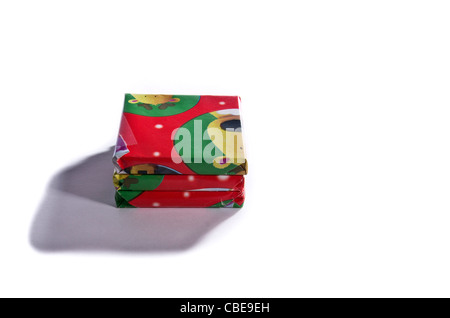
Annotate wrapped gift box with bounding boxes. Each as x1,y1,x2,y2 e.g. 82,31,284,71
115,190,245,208
113,94,247,208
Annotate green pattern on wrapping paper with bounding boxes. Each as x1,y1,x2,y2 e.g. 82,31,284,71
208,200,243,208
117,190,142,201
123,94,200,117
119,175,164,191
174,112,241,175
209,200,232,208
115,191,138,208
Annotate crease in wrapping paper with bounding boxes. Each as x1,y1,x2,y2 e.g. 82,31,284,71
115,190,245,208
113,95,248,176
113,174,245,191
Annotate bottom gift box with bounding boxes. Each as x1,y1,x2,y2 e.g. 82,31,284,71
115,190,245,208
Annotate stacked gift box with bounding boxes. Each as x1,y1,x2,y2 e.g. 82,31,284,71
113,94,247,208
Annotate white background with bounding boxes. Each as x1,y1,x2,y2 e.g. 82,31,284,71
1,0,450,297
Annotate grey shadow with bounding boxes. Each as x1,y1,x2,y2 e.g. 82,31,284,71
29,147,238,252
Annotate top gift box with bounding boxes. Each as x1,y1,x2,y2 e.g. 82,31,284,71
113,94,248,175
